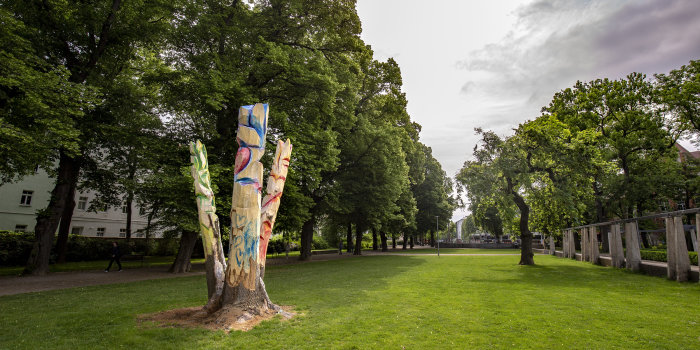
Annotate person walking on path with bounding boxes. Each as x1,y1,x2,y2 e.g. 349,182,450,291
105,242,122,272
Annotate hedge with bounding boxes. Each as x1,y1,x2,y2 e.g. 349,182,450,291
0,231,179,266
640,249,698,265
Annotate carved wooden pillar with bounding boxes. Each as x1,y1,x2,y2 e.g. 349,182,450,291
228,103,268,290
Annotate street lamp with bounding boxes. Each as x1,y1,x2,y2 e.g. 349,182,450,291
436,215,440,257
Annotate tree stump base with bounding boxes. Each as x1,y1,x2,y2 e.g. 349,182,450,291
139,304,295,332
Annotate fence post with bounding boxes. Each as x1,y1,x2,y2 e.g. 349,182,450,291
666,217,677,280
673,216,691,282
562,230,568,258
569,229,576,260
583,227,590,262
624,221,642,272
590,226,599,265
609,223,625,268
697,213,700,273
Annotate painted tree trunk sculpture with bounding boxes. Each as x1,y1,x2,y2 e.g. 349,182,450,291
189,103,292,319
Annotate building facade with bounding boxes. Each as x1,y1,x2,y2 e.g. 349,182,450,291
0,169,158,238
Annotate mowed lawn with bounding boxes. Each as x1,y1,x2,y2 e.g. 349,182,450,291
1,255,699,349
389,248,520,255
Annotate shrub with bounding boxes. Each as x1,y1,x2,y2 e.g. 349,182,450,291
312,235,329,250
0,231,35,265
0,231,182,266
267,235,286,255
640,249,698,265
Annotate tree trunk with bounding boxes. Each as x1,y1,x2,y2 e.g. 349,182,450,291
507,177,534,265
430,231,435,247
380,231,388,252
170,230,198,273
190,104,291,320
145,210,155,256
372,229,378,250
300,216,314,261
24,152,81,275
189,141,227,312
125,190,134,242
402,234,407,250
640,231,650,249
354,223,363,255
346,221,353,253
55,179,77,264
392,234,396,249
409,235,414,249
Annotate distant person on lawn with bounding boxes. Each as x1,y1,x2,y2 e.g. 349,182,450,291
105,241,122,272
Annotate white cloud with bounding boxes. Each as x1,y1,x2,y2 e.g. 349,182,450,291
357,0,700,221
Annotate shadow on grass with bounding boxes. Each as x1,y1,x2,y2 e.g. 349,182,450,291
467,255,699,291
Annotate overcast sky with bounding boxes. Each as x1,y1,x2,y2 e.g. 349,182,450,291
356,0,700,221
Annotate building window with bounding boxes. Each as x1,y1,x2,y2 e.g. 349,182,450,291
136,232,144,238
71,226,84,235
15,225,27,232
96,227,105,237
119,229,126,238
121,204,128,213
77,197,88,210
20,190,33,206
139,206,146,216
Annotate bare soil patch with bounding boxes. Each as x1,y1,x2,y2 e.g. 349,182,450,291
139,305,296,332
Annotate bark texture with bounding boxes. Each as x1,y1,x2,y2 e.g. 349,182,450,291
346,221,353,253
24,152,81,275
55,179,77,264
380,231,388,252
169,230,198,273
300,218,314,261
186,104,292,320
354,224,363,255
507,176,534,265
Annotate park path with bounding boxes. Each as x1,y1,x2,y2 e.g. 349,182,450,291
0,247,437,296
4,246,518,296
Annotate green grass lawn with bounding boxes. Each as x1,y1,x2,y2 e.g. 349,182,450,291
1,255,699,349
389,248,521,254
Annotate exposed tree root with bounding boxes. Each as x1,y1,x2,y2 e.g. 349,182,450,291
139,303,295,332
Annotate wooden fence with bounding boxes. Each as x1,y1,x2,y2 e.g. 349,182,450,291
551,209,700,282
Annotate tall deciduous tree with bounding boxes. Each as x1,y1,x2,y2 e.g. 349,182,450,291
5,0,176,275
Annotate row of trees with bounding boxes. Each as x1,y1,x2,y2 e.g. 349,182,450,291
1,0,456,275
458,61,700,265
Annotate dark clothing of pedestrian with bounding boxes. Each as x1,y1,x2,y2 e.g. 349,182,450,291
105,244,122,272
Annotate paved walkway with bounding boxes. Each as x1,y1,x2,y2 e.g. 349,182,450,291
0,249,397,296
0,246,512,297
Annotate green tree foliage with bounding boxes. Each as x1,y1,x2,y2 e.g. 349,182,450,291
543,73,678,218
459,66,696,265
2,0,177,275
413,144,455,247
0,8,95,184
655,59,700,137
